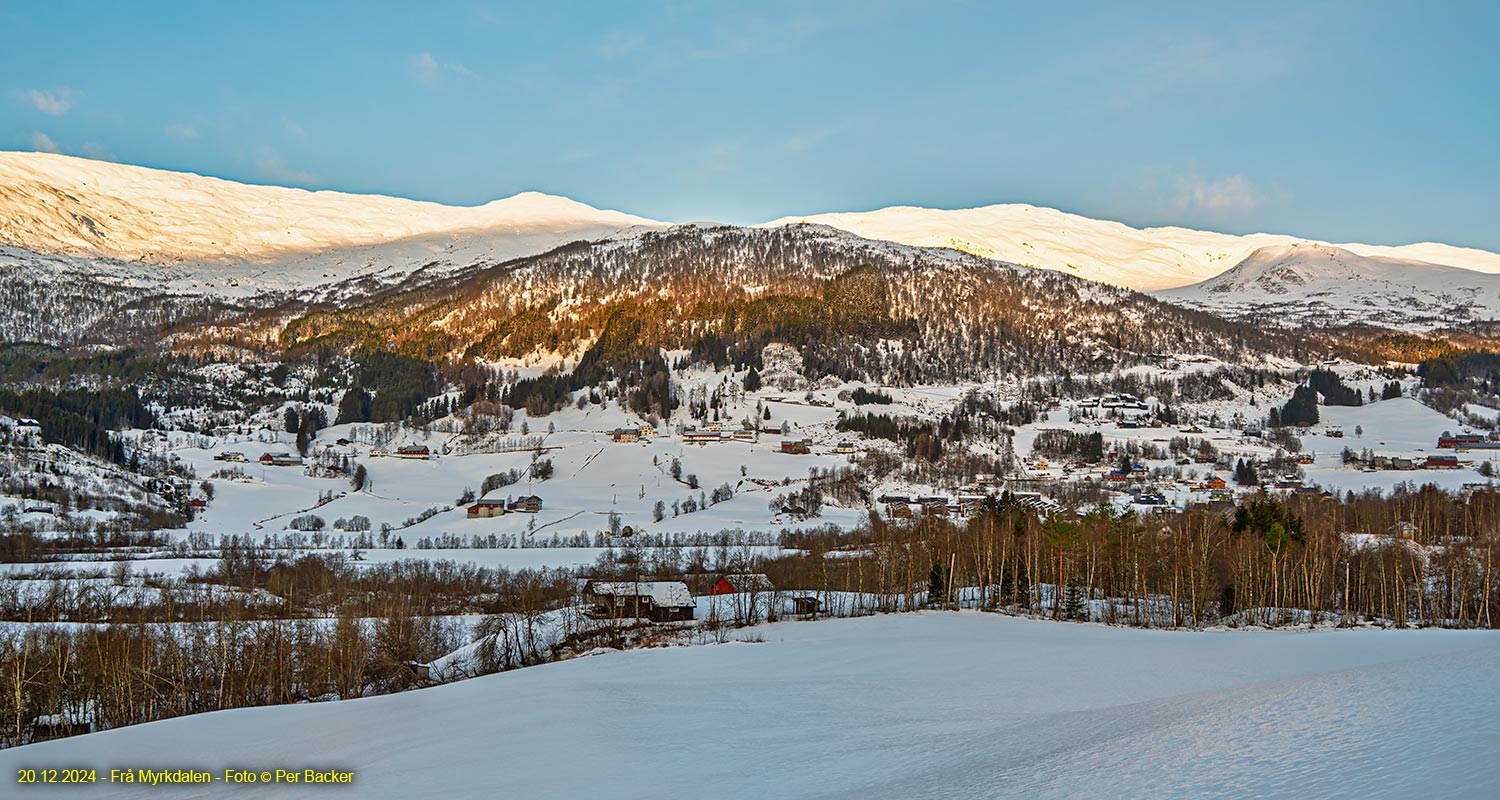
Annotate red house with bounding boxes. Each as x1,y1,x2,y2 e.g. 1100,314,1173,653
709,574,775,595
1438,434,1485,449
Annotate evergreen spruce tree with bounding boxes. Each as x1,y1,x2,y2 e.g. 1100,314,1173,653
927,558,951,608
1062,585,1087,621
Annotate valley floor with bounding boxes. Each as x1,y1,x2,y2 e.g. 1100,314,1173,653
2,612,1496,799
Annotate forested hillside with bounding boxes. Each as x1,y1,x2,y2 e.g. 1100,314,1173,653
275,225,1316,383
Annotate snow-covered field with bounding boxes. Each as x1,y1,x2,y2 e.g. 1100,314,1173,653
4,612,1496,799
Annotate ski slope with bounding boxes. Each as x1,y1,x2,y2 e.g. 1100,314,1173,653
4,613,1496,799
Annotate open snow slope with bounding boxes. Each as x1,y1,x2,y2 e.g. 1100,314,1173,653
4,613,1496,799
1157,242,1500,327
0,151,665,295
761,203,1500,292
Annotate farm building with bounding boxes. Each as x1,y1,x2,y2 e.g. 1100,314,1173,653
396,445,431,459
259,452,303,466
583,580,695,622
404,661,433,682
780,439,811,455
612,428,641,443
1437,434,1486,449
29,705,95,742
467,500,508,518
508,495,543,513
709,574,775,595
789,595,822,616
682,429,722,445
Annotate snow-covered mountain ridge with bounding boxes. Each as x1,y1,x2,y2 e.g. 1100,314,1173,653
0,151,665,295
1156,242,1500,328
4,151,1498,341
761,203,1500,292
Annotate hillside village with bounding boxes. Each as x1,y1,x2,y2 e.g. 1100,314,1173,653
11,345,1492,544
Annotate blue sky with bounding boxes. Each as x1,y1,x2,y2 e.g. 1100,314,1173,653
3,0,1497,250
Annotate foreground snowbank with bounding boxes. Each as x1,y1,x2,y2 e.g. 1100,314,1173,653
3,613,1496,798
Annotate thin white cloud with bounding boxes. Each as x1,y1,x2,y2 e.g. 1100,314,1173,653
31,132,60,153
255,151,315,184
17,87,77,115
283,120,306,139
408,52,476,87
29,132,116,161
1176,173,1261,215
78,142,117,162
165,123,200,140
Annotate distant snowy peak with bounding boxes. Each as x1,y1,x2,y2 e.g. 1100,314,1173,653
1192,243,1438,292
0,151,663,266
1156,242,1500,328
760,204,1500,291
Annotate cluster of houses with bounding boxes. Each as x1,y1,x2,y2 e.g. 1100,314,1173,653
1078,393,1151,411
610,423,854,457
214,451,247,462
466,495,544,518
611,423,658,442
880,493,989,519
780,438,812,454
1350,453,1463,471
365,444,431,459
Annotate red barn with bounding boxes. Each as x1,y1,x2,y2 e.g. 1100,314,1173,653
709,574,774,595
1438,434,1484,449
